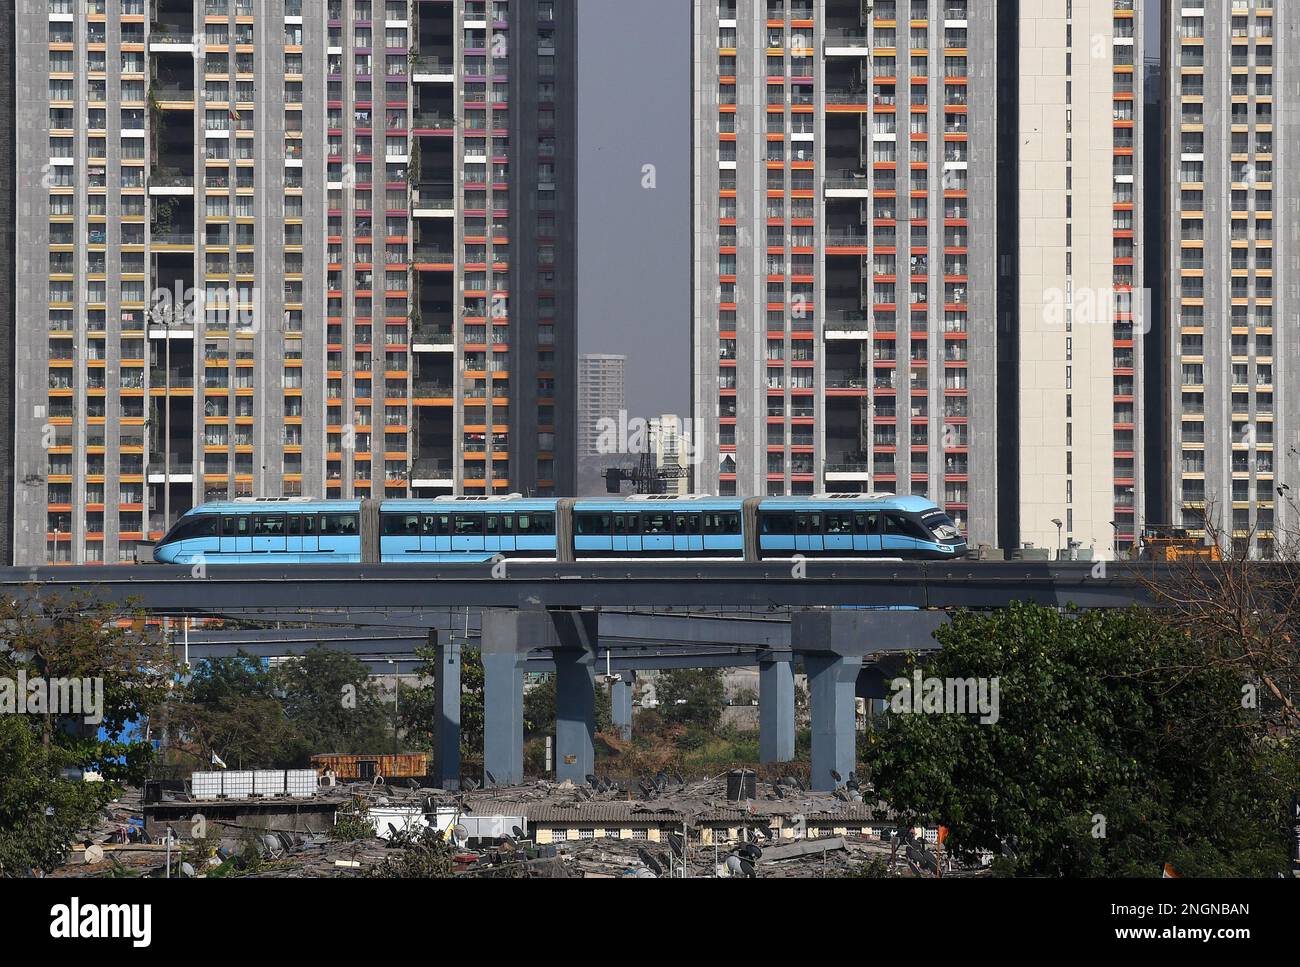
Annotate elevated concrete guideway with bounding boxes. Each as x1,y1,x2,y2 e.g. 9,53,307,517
0,560,1177,614
0,560,1209,792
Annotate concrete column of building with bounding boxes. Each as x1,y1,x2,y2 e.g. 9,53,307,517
758,649,796,764
791,610,949,792
550,611,600,783
429,630,461,790
480,609,549,787
610,670,635,742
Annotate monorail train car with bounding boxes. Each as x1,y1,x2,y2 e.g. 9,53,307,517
152,493,967,565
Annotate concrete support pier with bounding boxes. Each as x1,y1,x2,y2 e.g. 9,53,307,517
481,609,549,787
610,670,635,741
758,650,796,763
429,630,461,790
792,610,947,791
550,611,599,783
804,652,863,790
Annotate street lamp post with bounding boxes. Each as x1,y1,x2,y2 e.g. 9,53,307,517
387,658,400,756
1051,518,1063,559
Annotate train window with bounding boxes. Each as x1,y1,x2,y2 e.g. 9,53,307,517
382,514,421,536
760,513,794,535
453,514,484,536
825,512,853,535
518,512,555,535
253,515,286,535
222,515,250,536
300,515,315,535
853,512,879,534
168,515,218,542
674,513,701,535
422,514,449,536
642,512,671,535
486,514,514,534
797,513,823,534
320,514,359,536
288,516,301,536
885,513,930,540
576,513,613,536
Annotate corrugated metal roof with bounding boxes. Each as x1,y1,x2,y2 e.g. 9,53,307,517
522,803,688,825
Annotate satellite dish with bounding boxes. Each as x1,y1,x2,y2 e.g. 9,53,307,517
724,855,743,875
585,774,598,787
180,861,196,878
84,844,104,864
512,825,524,839
637,847,662,876
485,769,497,786
830,769,843,783
738,858,756,878
463,777,479,791
386,822,399,838
668,832,684,859
738,842,762,862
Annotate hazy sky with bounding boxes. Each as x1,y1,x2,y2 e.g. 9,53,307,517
577,0,691,421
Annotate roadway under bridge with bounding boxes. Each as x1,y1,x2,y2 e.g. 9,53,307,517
0,560,1182,791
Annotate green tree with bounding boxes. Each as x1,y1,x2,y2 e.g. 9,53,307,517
0,716,111,875
275,647,391,763
865,604,1296,877
0,590,173,785
402,644,484,763
654,668,725,732
169,655,294,769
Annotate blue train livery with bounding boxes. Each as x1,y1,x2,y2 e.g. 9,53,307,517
152,493,967,565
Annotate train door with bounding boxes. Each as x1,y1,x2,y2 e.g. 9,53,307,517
673,512,703,553
220,514,251,556
485,513,511,554
421,513,451,554
612,512,640,553
452,513,484,553
853,511,883,553
795,512,823,553
251,514,287,555
823,511,853,553
641,511,672,554
289,513,319,559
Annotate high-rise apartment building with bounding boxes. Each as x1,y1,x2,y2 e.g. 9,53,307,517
11,0,575,565
1017,0,1147,557
1163,0,1297,559
576,352,625,458
691,0,1147,557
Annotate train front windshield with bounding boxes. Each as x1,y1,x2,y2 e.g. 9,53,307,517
922,511,964,544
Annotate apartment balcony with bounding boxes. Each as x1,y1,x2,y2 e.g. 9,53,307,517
149,165,195,196
412,57,455,81
411,111,456,132
825,456,871,482
411,326,455,352
824,170,871,198
412,184,456,218
411,457,455,487
824,310,871,338
824,28,871,55
149,22,197,52
147,455,196,483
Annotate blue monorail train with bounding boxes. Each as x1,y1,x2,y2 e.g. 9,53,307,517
152,493,967,565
